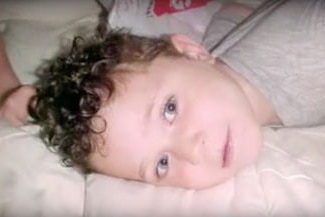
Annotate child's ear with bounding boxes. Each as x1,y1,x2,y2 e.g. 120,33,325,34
169,34,215,64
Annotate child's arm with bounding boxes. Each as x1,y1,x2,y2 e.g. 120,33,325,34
0,34,35,126
0,34,20,103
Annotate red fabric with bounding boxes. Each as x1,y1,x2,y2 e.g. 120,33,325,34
152,0,211,16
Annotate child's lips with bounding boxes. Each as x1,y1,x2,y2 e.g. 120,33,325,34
222,128,232,168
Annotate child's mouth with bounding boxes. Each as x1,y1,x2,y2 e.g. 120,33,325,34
222,128,232,168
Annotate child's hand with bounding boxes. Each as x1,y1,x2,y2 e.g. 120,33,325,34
0,85,36,126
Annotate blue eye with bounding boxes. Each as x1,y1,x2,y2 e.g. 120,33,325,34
156,154,169,178
163,96,177,122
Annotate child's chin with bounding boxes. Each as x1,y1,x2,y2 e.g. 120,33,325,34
233,146,261,174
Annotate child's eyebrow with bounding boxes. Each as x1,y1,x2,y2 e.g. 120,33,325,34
143,93,159,125
144,100,154,123
139,160,148,182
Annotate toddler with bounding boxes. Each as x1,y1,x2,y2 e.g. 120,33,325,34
1,0,325,189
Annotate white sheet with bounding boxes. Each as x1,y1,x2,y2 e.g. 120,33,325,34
0,122,85,217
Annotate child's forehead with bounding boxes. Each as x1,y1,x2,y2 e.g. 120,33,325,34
108,64,153,94
111,55,193,90
114,61,149,75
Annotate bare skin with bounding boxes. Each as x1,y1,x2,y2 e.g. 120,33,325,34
89,34,280,189
0,35,35,126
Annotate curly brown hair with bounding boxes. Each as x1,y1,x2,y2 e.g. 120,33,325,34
29,2,182,172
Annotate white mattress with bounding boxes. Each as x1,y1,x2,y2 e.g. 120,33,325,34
1,0,325,216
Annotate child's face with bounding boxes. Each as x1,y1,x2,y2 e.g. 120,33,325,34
90,56,262,189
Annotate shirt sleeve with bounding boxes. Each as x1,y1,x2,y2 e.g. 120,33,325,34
201,8,248,57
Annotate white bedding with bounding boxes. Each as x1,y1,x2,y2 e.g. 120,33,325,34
1,0,325,216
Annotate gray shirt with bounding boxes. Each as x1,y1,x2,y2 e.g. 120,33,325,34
203,0,325,127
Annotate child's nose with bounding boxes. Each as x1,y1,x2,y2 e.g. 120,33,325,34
174,133,204,165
